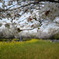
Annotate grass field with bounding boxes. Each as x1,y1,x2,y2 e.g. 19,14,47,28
0,39,59,59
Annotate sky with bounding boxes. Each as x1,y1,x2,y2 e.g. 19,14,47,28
3,0,9,1
0,0,17,8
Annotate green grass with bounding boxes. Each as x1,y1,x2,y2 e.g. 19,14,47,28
0,39,59,59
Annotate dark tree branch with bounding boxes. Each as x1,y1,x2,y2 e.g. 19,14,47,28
0,1,39,12
0,1,59,12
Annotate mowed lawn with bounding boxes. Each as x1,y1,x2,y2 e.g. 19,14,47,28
0,39,59,59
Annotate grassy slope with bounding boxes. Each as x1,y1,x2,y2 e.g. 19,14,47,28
0,39,59,59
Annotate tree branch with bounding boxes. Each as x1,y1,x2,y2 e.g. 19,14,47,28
0,1,59,12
